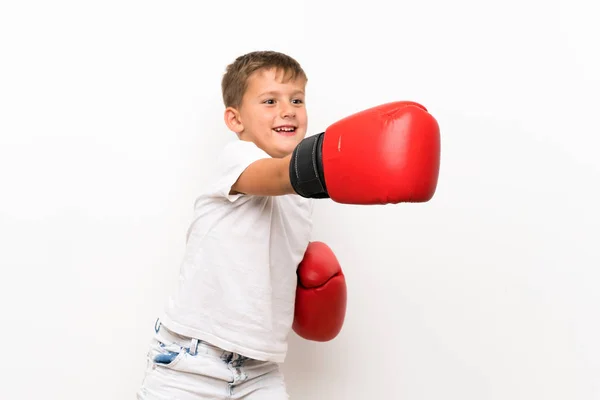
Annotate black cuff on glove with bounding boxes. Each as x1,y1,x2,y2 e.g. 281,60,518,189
289,132,329,199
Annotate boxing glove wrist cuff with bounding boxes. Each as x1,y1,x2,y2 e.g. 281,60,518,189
289,132,329,199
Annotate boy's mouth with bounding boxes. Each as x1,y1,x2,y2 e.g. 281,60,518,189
273,125,297,136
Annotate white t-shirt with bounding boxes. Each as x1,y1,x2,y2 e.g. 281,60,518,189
161,139,314,363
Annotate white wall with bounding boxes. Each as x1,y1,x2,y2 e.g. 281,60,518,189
1,0,599,399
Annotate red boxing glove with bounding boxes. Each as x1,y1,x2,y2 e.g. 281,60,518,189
293,241,347,342
289,101,441,204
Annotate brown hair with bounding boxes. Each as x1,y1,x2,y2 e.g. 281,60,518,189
221,50,307,108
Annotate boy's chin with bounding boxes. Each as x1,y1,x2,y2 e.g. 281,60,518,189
271,150,294,158
270,140,303,157
269,145,296,158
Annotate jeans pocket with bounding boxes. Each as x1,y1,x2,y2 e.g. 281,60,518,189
149,339,187,368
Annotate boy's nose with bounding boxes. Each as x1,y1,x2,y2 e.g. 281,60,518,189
280,104,296,118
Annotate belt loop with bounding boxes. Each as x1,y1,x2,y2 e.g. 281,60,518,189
190,338,199,355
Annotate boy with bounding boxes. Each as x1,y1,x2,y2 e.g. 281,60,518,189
137,50,440,399
137,51,315,399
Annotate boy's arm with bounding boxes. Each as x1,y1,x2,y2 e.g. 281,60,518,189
230,154,294,196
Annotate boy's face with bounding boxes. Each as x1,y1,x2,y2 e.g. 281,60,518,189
226,68,308,158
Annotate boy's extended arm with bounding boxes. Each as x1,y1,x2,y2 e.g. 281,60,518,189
230,154,295,196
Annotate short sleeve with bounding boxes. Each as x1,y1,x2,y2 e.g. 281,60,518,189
212,140,272,202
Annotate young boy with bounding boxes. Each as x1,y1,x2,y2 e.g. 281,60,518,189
137,51,315,399
136,50,441,399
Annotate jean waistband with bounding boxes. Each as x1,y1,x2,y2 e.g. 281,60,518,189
154,319,247,362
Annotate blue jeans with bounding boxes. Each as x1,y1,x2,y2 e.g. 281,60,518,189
136,320,289,399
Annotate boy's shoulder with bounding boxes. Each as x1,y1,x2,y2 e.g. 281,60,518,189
217,139,271,171
191,139,272,206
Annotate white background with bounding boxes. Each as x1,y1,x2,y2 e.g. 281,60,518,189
1,0,599,399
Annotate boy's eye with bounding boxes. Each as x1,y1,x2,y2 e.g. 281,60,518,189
263,99,275,104
292,99,304,104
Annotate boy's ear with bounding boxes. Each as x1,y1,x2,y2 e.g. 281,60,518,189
224,106,244,134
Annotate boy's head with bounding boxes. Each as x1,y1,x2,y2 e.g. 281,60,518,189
222,51,308,158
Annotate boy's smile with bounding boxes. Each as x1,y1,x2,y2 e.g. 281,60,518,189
273,124,298,138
